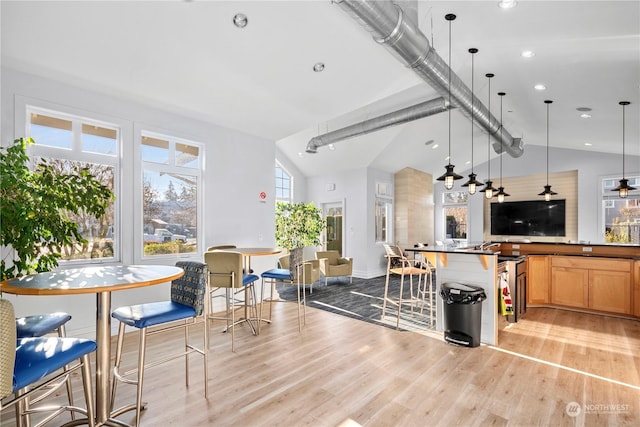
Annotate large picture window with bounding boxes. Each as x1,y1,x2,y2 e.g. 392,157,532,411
27,107,119,262
141,132,202,257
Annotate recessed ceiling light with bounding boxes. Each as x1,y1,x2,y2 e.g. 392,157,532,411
521,50,535,58
498,0,517,9
584,142,593,146
328,144,335,151
580,113,592,119
313,62,325,72
233,13,248,28
465,160,471,165
431,144,439,149
576,107,592,112
297,152,304,158
534,84,547,91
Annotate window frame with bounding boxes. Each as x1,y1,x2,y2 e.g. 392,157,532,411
135,127,205,262
599,174,640,244
441,190,468,243
22,102,122,265
275,162,293,204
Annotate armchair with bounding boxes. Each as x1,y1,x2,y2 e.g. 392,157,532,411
315,250,353,286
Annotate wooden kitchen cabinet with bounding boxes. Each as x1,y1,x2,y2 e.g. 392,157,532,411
551,266,589,308
589,269,631,314
527,255,550,305
635,261,640,317
551,256,632,315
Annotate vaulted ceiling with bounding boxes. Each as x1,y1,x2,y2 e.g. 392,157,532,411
2,1,639,178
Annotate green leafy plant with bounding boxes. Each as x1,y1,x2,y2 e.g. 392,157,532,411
275,201,325,249
1,137,114,280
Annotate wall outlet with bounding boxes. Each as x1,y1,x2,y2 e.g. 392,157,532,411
513,251,520,256
512,244,520,249
582,246,592,252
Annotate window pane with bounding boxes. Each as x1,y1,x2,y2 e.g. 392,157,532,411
30,113,72,149
604,199,640,244
44,159,116,261
176,143,199,168
82,124,117,155
141,136,169,163
143,170,197,256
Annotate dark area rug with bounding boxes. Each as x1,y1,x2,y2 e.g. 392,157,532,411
275,275,437,332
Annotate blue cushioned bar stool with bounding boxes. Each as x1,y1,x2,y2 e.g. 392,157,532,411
205,250,259,352
110,262,209,427
1,299,96,427
15,312,76,424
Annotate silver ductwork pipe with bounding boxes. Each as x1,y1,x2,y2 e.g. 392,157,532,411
306,97,448,153
315,0,524,157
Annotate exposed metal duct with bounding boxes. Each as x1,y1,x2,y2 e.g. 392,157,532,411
309,0,524,157
306,97,448,153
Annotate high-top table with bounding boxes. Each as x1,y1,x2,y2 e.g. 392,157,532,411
1,265,184,426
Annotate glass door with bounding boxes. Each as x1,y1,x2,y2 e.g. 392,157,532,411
323,202,343,256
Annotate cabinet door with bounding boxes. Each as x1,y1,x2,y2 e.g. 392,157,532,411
527,256,549,305
589,270,632,314
551,267,589,308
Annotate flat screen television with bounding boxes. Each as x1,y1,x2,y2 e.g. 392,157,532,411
490,199,566,237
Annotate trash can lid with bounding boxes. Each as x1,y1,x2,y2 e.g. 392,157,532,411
441,282,485,294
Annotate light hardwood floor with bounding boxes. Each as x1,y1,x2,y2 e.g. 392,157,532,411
2,303,639,426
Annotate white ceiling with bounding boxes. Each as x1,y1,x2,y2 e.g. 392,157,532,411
2,1,639,178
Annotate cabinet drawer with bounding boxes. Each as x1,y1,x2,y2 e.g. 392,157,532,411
552,256,631,272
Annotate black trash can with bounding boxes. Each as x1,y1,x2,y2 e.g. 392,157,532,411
440,282,487,347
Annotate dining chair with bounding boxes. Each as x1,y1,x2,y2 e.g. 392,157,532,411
1,299,97,427
110,261,209,427
260,253,320,332
205,250,259,352
382,244,430,329
14,312,76,424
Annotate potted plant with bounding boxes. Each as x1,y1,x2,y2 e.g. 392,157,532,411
0,137,114,280
275,201,325,274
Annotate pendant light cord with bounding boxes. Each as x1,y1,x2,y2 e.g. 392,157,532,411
487,75,492,179
499,94,503,186
546,102,550,185
622,102,626,178
447,17,452,165
470,50,474,173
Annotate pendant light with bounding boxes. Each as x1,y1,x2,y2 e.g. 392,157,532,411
461,48,483,195
494,92,510,203
436,13,463,190
479,73,498,198
611,101,636,198
538,100,558,201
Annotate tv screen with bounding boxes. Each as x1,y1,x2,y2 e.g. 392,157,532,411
491,199,566,237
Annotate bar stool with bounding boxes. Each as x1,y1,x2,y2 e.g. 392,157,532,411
1,300,96,427
15,312,76,424
110,261,209,426
382,244,430,329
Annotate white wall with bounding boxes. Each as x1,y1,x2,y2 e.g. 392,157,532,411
435,144,640,245
306,167,393,279
1,67,280,337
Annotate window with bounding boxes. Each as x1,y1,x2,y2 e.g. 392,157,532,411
375,197,392,243
442,191,468,241
27,107,119,262
275,163,292,203
602,176,640,244
141,132,202,257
